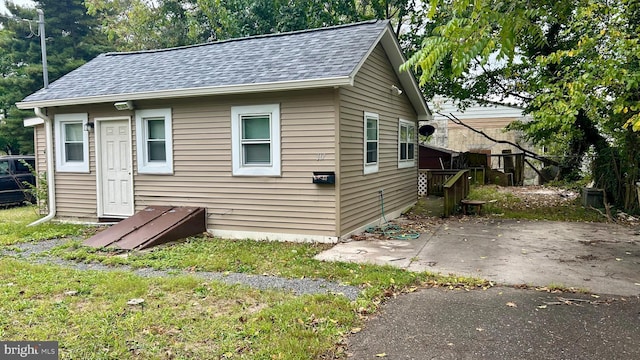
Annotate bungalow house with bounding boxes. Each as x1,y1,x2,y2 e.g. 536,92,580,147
18,20,431,243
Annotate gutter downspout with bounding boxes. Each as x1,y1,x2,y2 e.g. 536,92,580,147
28,107,56,226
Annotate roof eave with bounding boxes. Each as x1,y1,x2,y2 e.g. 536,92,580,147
350,24,432,121
16,76,353,109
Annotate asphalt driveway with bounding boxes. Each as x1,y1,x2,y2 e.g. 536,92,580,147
345,286,640,359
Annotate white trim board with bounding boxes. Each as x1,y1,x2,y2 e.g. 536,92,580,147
17,77,352,109
207,229,339,244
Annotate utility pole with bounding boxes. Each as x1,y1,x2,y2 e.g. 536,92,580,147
37,9,48,88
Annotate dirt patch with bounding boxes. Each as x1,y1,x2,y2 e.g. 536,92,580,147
579,239,620,246
575,254,598,261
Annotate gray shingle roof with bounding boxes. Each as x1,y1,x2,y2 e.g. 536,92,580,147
20,20,389,104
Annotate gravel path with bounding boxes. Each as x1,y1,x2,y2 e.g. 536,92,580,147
2,239,361,301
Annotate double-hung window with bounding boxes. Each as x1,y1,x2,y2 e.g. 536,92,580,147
54,113,90,173
135,108,173,174
231,104,281,176
364,112,379,174
398,119,416,168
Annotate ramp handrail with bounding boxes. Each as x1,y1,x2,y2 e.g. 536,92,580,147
443,170,470,217
425,169,461,196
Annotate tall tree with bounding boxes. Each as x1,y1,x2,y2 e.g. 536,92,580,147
0,0,110,154
0,2,42,154
86,0,425,51
86,0,370,50
403,0,640,210
360,0,417,36
86,0,193,50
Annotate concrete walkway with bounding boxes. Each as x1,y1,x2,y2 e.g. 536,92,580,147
317,219,640,296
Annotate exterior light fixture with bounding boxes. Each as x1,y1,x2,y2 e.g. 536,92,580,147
84,122,94,132
391,85,403,96
114,101,134,110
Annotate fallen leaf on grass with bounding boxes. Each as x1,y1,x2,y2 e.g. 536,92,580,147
127,298,144,306
506,302,517,308
350,327,362,334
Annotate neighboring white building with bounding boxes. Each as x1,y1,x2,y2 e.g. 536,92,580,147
425,96,528,149
424,97,539,184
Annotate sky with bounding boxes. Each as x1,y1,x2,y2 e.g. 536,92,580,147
0,0,35,15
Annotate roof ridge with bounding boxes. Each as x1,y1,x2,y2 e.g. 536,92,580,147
105,19,387,57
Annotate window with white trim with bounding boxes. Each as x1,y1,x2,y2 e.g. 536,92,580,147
398,119,416,168
54,113,89,173
364,112,379,174
135,108,173,174
231,104,281,176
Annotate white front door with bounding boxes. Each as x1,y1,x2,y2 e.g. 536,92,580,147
97,119,134,217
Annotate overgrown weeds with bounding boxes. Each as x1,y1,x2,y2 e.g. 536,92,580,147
19,159,48,214
465,185,603,222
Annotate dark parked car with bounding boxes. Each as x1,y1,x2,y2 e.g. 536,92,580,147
0,155,36,206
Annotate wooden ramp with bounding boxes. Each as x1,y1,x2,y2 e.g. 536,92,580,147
84,206,206,250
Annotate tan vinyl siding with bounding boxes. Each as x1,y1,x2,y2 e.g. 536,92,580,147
33,125,47,214
45,105,117,220
34,125,46,175
136,90,337,236
46,90,337,237
339,44,418,235
32,122,96,219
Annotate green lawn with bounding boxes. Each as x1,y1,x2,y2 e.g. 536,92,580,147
0,205,485,359
0,206,88,246
0,259,356,359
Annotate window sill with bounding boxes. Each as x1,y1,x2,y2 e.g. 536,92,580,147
233,167,281,177
398,161,416,169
